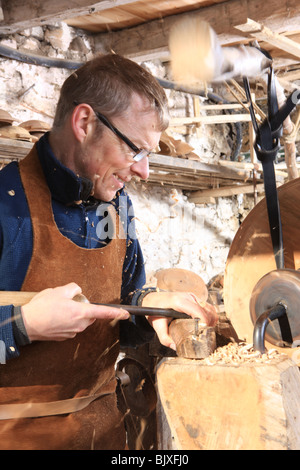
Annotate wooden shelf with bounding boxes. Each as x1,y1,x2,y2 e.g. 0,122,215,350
0,137,287,201
147,154,266,194
0,137,33,163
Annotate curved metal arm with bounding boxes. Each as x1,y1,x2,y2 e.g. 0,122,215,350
253,303,288,353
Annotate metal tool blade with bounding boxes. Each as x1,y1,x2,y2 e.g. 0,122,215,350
74,295,190,319
101,303,190,319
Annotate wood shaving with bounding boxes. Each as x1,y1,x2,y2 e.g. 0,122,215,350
202,341,281,365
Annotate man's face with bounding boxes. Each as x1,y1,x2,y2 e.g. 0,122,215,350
77,94,162,202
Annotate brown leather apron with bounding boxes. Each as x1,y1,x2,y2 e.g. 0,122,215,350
0,147,127,450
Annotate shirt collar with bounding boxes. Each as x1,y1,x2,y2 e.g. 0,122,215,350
36,132,94,205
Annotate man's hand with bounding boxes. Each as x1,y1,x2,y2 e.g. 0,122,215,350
142,291,218,351
21,283,129,342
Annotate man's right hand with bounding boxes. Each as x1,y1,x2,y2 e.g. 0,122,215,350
21,283,129,342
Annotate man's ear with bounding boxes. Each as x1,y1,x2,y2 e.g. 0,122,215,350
71,103,94,142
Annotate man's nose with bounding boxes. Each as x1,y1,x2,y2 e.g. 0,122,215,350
131,157,149,180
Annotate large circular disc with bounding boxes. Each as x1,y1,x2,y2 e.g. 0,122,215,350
224,177,300,349
249,269,300,346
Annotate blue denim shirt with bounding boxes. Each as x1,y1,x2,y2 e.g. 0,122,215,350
0,133,154,361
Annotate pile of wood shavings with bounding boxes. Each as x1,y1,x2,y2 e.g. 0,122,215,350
202,342,281,365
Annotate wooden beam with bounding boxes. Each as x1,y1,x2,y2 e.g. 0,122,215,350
198,103,248,111
149,154,258,182
0,0,138,34
236,19,300,60
278,69,300,82
170,113,253,126
188,183,265,203
94,0,300,60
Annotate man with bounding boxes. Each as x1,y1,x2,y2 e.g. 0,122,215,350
0,54,217,449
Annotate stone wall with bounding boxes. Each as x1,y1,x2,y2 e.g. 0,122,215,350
0,22,256,287
0,22,92,123
127,182,255,286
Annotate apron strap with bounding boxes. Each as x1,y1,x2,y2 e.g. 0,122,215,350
0,391,111,420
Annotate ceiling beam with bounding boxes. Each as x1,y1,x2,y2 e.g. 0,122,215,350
0,0,138,34
93,0,300,60
236,19,300,60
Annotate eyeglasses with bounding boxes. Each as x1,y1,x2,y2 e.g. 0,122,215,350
73,101,150,162
94,110,150,163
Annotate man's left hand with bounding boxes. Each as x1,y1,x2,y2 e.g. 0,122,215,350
142,291,218,351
